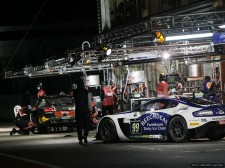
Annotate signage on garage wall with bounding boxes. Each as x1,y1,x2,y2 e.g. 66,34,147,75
213,32,225,45
127,71,145,84
84,75,100,86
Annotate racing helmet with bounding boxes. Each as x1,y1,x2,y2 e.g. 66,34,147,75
37,83,43,90
159,73,166,82
72,83,77,90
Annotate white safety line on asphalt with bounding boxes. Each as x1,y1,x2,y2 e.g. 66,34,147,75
0,152,62,168
126,145,163,151
0,128,13,132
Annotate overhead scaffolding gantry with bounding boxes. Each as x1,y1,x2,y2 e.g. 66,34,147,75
4,11,225,78
94,11,225,47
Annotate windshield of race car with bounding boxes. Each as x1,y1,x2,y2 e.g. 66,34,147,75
46,97,74,106
179,97,217,105
140,99,179,111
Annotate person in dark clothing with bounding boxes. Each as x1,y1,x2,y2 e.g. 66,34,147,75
22,87,31,106
203,76,212,94
73,78,92,145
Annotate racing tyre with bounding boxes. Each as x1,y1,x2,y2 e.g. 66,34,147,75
99,118,118,143
168,116,188,143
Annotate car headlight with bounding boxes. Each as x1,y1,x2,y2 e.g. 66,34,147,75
193,110,213,117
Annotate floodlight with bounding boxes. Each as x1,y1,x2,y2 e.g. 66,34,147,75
162,51,170,59
97,46,112,62
166,33,213,41
86,59,91,64
219,25,225,29
153,32,166,43
101,46,111,56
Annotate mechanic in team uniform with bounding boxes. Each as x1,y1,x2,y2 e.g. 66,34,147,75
101,81,114,116
37,83,46,97
203,76,220,103
111,80,121,113
10,103,35,136
157,73,170,98
73,78,92,145
31,83,47,126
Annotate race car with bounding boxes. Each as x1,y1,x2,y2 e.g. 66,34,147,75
96,93,225,143
31,95,76,133
30,94,100,133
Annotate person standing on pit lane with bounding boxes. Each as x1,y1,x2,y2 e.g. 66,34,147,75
101,81,114,116
157,73,170,98
32,83,46,126
203,76,213,95
73,78,92,145
37,83,46,98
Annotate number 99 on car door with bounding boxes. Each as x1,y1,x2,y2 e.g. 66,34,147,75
130,120,141,134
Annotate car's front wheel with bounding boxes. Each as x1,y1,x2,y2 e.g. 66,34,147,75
168,116,188,143
98,118,118,143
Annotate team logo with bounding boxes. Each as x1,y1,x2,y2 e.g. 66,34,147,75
218,110,225,114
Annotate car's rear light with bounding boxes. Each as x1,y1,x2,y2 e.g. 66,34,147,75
44,107,55,112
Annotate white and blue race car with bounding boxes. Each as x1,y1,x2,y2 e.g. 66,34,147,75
96,94,225,143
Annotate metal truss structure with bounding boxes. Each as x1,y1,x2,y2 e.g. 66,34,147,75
94,11,225,47
4,11,225,78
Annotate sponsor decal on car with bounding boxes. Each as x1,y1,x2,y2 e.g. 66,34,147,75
137,112,170,134
142,135,149,138
141,113,167,126
189,122,200,126
149,134,163,139
212,116,225,121
201,118,207,122
130,134,164,139
218,110,225,115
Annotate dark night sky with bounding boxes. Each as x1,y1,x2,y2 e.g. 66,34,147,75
0,0,100,75
0,1,100,93
0,0,98,25
0,0,99,40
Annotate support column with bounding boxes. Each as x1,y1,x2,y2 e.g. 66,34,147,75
219,46,225,103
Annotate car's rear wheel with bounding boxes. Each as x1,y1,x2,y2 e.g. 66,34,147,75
99,118,118,143
168,116,188,143
36,120,51,134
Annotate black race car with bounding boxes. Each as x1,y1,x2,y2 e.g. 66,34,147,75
32,95,76,133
